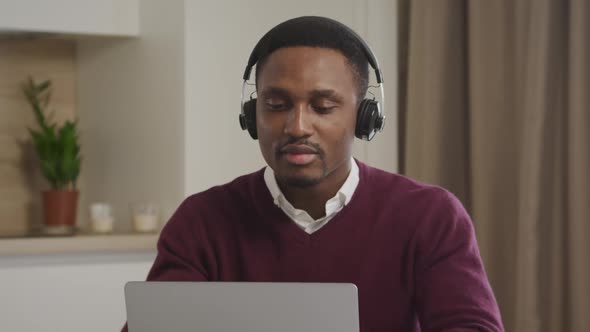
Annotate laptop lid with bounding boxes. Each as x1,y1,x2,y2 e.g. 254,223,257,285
125,281,359,332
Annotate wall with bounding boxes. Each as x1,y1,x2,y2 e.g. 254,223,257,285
0,38,78,235
363,0,398,172
77,0,185,230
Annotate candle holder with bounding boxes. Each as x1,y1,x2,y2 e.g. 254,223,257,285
130,202,159,233
89,203,114,234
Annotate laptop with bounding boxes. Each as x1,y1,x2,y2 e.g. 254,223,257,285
125,281,359,332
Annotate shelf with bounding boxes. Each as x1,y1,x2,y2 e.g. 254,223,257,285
0,232,159,256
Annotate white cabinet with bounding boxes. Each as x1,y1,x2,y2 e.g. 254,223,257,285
0,0,139,36
0,252,154,332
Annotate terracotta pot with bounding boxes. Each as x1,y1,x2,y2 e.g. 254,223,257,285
42,190,79,230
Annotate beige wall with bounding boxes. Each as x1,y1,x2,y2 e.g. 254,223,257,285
0,38,78,234
77,0,186,230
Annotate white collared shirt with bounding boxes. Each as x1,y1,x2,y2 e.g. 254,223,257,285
263,158,360,234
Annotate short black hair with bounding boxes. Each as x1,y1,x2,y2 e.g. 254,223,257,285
252,16,370,101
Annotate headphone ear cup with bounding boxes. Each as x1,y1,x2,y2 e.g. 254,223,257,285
242,99,258,139
355,99,381,141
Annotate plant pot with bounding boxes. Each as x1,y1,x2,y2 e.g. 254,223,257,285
42,190,79,235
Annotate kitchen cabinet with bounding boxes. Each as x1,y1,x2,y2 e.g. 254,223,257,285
0,0,138,37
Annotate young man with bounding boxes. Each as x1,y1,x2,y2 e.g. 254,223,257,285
124,16,504,332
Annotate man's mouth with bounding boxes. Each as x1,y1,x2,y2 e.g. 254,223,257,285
279,144,319,166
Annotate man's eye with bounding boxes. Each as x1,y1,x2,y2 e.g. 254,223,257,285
264,97,289,111
313,105,336,114
265,103,287,111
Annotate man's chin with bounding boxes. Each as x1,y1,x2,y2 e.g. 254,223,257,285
274,159,328,188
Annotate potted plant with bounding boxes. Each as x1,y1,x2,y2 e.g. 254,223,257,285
22,77,81,235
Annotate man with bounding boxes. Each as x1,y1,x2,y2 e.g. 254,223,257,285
123,16,504,331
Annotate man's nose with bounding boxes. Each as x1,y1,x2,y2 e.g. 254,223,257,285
284,104,313,138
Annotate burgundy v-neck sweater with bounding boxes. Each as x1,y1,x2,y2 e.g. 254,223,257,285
124,162,503,332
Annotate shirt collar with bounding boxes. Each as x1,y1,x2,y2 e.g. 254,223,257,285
263,158,360,212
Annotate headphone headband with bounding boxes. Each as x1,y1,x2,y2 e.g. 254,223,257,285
242,16,383,84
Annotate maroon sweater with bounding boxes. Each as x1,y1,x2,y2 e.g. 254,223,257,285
124,162,503,332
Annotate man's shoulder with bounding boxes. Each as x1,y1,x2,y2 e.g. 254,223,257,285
360,162,451,199
359,161,465,218
359,162,471,244
159,169,266,238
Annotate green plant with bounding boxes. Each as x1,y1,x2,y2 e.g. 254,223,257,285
21,77,81,190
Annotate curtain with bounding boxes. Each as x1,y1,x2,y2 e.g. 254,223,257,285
399,0,590,331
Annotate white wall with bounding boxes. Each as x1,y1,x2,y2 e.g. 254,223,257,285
184,0,398,195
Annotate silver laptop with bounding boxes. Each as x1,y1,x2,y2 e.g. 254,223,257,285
125,282,359,332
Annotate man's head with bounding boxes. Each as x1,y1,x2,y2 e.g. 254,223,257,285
251,16,370,189
254,17,370,101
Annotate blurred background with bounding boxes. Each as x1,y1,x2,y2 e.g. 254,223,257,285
0,0,587,331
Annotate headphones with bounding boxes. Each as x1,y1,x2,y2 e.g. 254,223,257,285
239,17,385,141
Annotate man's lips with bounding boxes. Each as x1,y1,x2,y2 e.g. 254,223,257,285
279,144,319,154
279,144,319,165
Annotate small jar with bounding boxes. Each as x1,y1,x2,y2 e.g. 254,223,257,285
89,203,114,234
131,202,159,233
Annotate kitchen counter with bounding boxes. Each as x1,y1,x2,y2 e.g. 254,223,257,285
0,232,158,256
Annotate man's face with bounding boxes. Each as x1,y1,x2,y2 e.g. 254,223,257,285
256,46,359,188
